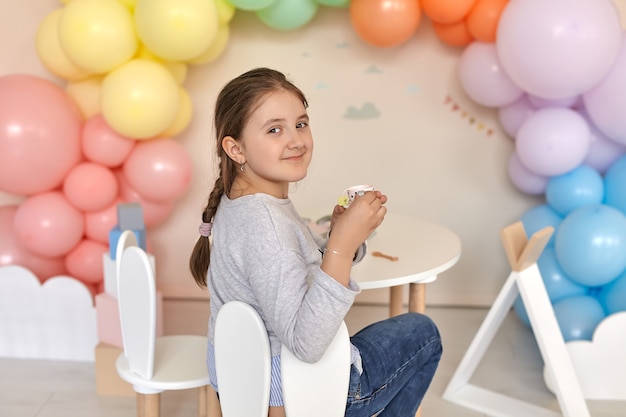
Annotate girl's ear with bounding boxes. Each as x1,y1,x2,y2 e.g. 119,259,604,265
222,136,245,164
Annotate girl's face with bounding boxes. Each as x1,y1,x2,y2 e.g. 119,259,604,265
233,89,313,198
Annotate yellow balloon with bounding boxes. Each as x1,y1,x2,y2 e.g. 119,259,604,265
101,59,180,139
66,76,103,119
134,0,220,61
160,87,193,137
58,0,138,74
215,0,236,24
187,23,230,65
36,9,92,81
134,43,188,84
117,0,137,11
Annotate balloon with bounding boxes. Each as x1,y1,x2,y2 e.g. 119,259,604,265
555,204,626,287
63,162,119,212
0,74,82,195
432,20,473,47
81,114,135,167
465,0,508,43
521,204,562,247
527,94,580,110
553,295,606,341
0,205,68,282
350,0,422,48
546,165,604,216
122,138,192,203
101,59,180,139
65,76,103,120
596,270,626,314
160,87,194,138
64,239,108,286
35,9,91,81
507,152,548,196
316,0,349,7
187,23,230,65
583,34,626,145
133,44,189,84
421,0,476,24
582,114,625,174
117,173,174,228
604,155,626,215
496,0,622,99
134,0,219,61
257,0,319,31
458,42,523,107
58,0,138,73
215,0,237,23
85,197,124,243
13,192,84,258
498,94,535,138
515,108,590,177
228,0,276,11
537,247,589,303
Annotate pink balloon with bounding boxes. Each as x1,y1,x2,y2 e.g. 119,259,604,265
13,191,85,258
583,33,626,145
122,138,192,203
116,169,174,227
63,162,118,212
64,238,108,286
0,205,68,281
498,95,536,139
459,42,523,108
496,0,622,99
508,152,548,195
81,114,136,167
85,197,124,243
0,74,82,195
516,108,590,177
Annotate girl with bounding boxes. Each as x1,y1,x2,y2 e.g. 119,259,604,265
189,67,442,417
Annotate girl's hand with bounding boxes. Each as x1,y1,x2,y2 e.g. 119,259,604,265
327,191,387,255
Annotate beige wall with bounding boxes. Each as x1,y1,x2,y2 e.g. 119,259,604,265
2,1,624,306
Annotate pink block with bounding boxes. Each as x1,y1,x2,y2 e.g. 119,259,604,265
95,292,164,348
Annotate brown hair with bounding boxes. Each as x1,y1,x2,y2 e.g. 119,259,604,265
189,68,309,287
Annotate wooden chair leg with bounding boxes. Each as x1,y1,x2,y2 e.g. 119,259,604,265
137,393,160,417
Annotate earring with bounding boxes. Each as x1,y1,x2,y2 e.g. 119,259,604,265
240,163,245,172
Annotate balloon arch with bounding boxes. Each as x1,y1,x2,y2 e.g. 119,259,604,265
1,0,625,342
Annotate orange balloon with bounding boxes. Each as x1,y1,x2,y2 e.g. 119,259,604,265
466,0,509,43
422,0,476,24
350,0,421,48
432,20,474,47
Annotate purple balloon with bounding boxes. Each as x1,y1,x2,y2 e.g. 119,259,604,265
498,95,535,139
516,108,590,177
508,152,548,195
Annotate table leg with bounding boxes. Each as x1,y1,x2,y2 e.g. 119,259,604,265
408,283,426,314
389,286,404,317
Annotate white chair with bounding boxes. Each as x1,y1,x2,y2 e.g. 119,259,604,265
214,300,351,417
115,231,215,417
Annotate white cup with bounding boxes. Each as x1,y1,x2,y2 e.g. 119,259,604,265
341,184,374,207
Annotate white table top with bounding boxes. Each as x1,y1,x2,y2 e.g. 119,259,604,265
306,212,462,290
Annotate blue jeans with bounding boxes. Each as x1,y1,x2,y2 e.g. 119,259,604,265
346,313,442,417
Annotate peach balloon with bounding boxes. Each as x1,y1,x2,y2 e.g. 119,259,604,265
13,192,84,258
432,20,474,47
0,205,68,282
65,76,103,120
63,162,118,212
350,0,421,48
85,197,124,243
82,114,135,167
466,0,509,43
122,138,192,203
0,75,82,195
422,0,477,24
64,239,108,286
116,169,175,227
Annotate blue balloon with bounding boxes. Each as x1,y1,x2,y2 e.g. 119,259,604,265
521,204,563,247
546,165,604,216
596,270,626,315
604,154,626,216
553,295,606,341
555,204,626,286
537,247,589,303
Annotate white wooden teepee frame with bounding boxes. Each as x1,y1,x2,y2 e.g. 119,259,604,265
443,222,590,417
